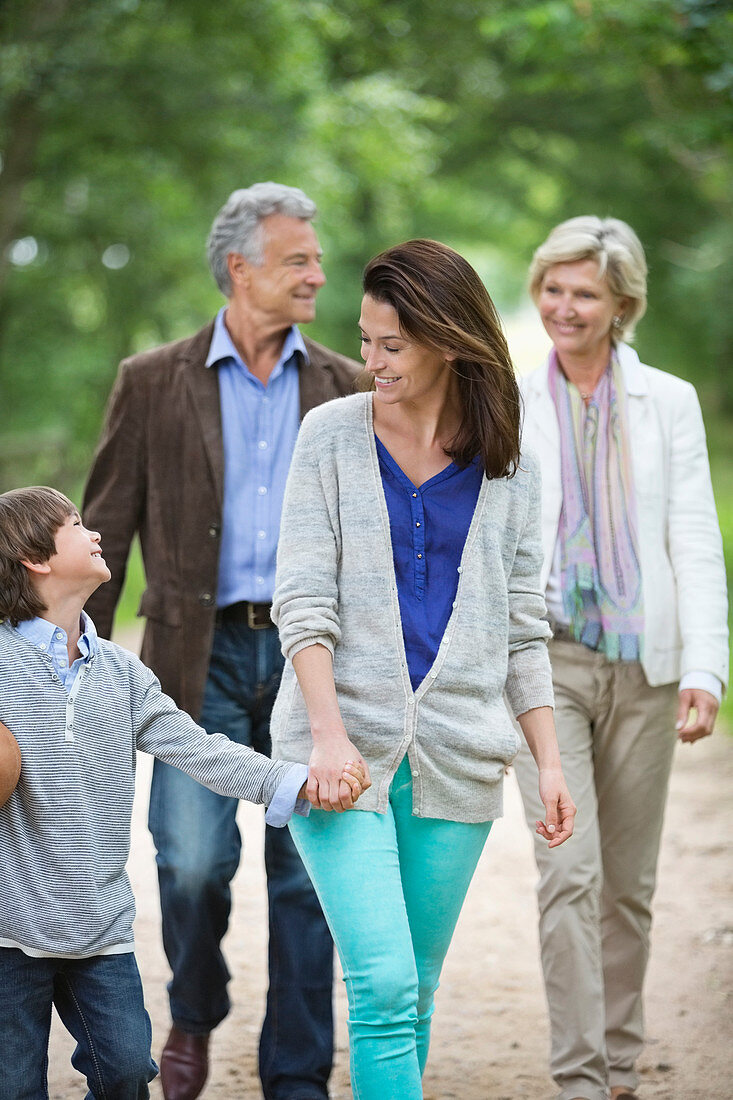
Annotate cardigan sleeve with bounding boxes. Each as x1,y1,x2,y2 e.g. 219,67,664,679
504,452,555,717
271,408,342,661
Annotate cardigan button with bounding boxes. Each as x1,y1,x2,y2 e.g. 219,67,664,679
199,592,214,607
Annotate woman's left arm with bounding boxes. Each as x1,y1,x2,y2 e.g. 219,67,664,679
503,454,575,845
517,705,576,847
666,382,728,737
504,452,555,717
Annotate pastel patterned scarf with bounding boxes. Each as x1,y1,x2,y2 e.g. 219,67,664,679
548,349,644,660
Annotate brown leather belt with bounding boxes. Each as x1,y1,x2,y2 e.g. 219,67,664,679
217,601,273,630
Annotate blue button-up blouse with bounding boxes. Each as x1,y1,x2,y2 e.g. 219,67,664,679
375,436,483,691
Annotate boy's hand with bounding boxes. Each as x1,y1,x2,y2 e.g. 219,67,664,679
342,760,370,804
297,760,370,810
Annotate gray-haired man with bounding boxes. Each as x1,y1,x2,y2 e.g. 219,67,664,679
84,184,360,1100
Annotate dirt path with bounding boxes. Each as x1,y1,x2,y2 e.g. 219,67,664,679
49,720,732,1099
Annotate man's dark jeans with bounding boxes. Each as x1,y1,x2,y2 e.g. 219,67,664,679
148,617,334,1100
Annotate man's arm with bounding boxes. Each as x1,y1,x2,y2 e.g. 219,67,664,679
82,359,147,638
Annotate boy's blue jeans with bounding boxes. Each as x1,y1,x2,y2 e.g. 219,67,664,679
290,757,492,1100
148,615,333,1100
0,947,158,1100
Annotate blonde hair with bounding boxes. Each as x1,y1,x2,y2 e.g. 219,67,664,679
528,216,647,343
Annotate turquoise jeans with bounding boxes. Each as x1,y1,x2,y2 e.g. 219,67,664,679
289,757,492,1100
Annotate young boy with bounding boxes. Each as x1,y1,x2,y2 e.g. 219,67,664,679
0,486,366,1100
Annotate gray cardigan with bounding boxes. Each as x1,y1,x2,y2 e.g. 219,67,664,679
270,392,554,823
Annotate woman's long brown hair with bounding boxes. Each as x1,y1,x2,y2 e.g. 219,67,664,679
362,239,520,478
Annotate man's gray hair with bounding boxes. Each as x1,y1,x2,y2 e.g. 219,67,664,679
207,182,318,296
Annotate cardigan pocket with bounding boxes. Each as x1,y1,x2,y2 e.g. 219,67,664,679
481,711,521,767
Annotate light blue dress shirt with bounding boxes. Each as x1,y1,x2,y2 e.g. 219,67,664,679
16,611,97,693
207,307,303,607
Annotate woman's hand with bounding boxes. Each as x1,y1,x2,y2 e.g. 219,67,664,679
307,731,371,812
676,688,719,743
516,706,576,847
535,766,576,848
290,644,371,810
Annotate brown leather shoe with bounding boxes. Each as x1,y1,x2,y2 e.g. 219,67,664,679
160,1026,210,1100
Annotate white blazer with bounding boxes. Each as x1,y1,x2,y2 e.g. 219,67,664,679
520,343,729,688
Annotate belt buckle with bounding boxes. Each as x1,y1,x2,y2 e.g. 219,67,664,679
247,602,270,630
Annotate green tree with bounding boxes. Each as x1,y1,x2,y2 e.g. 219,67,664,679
1,0,731,493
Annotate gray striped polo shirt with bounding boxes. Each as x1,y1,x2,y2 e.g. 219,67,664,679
0,621,302,958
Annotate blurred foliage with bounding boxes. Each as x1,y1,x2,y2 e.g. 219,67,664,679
1,0,729,702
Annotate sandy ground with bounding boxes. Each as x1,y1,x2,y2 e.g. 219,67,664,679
47,679,732,1099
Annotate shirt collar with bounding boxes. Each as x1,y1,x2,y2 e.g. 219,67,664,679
15,610,99,660
205,306,308,371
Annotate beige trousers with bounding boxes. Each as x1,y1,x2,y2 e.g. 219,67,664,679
513,638,678,1100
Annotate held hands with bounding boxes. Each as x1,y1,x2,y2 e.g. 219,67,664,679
535,767,576,848
307,731,371,812
676,688,719,743
297,762,366,806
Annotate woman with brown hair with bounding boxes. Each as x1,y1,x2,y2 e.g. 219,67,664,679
269,239,575,1098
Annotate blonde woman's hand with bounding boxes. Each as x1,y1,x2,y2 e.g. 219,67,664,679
676,688,719,743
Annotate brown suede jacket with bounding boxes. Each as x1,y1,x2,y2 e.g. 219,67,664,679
83,320,360,719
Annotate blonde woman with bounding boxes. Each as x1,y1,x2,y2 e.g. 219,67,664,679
514,216,728,1100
